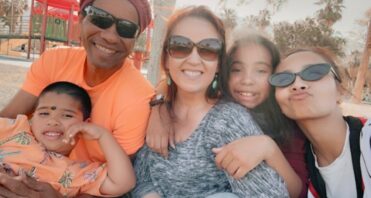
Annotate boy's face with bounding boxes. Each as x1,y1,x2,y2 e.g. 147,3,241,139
31,92,84,155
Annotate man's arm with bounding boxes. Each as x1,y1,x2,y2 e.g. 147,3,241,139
0,90,37,118
0,172,63,198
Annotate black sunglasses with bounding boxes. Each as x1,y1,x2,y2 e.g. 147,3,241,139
84,5,139,39
269,63,341,87
167,35,223,61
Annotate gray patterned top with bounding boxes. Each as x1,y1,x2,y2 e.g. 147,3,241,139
133,100,288,198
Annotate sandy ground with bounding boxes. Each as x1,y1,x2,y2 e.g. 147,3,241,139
0,63,27,109
0,62,370,118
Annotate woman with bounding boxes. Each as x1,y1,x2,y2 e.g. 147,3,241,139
147,34,306,197
212,34,306,198
270,47,368,197
134,6,288,197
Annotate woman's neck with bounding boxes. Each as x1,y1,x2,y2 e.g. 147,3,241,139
298,108,347,166
171,89,216,142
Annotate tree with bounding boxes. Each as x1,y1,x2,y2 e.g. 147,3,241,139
243,9,271,32
0,0,28,33
315,0,344,27
273,17,346,56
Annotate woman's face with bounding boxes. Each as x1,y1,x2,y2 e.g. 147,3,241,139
166,16,220,95
274,51,341,121
79,0,138,69
228,44,272,109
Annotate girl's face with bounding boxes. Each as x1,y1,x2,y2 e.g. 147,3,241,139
228,44,272,109
274,51,341,121
166,16,220,96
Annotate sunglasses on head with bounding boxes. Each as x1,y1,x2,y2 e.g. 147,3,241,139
84,5,139,39
167,35,223,61
269,63,341,87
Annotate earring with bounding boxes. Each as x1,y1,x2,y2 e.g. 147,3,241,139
167,75,172,86
212,74,218,90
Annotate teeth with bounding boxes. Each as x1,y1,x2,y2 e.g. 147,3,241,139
44,131,62,137
183,70,202,77
96,44,115,54
239,92,254,97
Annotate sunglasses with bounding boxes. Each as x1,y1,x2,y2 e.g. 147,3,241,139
167,35,223,61
84,5,139,39
269,63,341,87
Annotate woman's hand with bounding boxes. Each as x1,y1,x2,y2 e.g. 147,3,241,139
212,135,274,179
145,105,174,158
0,172,63,198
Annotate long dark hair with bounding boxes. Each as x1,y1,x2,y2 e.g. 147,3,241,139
160,6,227,120
224,34,296,146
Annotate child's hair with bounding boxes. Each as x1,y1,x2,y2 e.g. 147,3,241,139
38,81,92,120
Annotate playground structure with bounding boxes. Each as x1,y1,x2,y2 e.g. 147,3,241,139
0,0,152,69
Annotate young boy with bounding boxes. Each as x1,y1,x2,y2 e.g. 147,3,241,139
0,81,135,197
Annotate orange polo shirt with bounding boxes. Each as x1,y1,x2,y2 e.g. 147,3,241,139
22,47,154,162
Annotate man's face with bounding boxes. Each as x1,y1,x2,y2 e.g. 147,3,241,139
79,0,139,69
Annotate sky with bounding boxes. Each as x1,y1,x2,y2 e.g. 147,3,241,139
176,0,371,51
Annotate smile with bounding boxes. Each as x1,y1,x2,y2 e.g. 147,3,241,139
182,70,203,77
238,91,256,97
95,43,116,54
42,131,64,140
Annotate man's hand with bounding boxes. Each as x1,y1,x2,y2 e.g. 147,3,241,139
0,172,63,198
146,105,175,158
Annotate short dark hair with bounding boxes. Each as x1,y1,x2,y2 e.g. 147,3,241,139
38,81,92,120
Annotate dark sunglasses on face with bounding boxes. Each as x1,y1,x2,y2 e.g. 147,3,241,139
167,35,223,61
269,63,341,87
84,5,139,39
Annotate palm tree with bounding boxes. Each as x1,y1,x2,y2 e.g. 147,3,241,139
146,0,176,85
0,0,28,33
352,17,371,103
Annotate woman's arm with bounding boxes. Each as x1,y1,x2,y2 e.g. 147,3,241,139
66,123,135,196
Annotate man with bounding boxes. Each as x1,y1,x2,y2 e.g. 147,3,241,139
0,0,153,196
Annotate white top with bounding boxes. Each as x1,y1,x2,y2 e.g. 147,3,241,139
360,119,371,198
313,123,357,198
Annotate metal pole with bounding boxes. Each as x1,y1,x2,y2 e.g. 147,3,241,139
67,5,74,46
27,0,35,59
40,0,48,54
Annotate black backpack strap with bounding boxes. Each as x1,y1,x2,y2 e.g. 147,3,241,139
305,140,327,197
344,116,364,198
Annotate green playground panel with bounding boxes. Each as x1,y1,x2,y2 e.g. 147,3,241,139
32,15,68,42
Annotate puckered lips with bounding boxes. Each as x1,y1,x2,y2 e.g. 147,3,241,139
289,91,311,101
